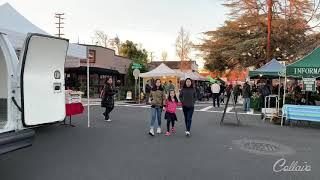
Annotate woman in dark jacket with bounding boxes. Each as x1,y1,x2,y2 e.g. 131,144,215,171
101,77,117,122
179,78,196,136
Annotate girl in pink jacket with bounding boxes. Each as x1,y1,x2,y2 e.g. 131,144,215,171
164,90,182,136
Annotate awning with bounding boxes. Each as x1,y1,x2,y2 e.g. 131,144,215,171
65,66,119,75
249,59,286,77
286,47,320,78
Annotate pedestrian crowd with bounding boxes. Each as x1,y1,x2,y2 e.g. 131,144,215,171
100,76,287,137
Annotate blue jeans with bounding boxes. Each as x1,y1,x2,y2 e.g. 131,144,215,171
150,107,162,128
243,98,250,112
183,106,194,131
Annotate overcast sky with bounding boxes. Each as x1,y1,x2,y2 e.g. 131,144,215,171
0,0,228,67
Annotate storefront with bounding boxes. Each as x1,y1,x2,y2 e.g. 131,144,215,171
282,47,320,126
65,45,132,97
65,67,121,97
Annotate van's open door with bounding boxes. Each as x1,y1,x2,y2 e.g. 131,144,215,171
20,34,69,127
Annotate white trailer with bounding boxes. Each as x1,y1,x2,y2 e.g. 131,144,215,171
0,32,68,154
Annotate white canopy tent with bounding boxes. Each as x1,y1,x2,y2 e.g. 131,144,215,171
140,63,184,94
0,3,90,127
177,70,207,81
140,63,184,78
0,3,87,59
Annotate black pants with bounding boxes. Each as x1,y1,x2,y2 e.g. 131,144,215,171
104,106,114,120
167,119,175,132
183,106,194,132
212,93,220,107
220,94,225,103
234,94,239,104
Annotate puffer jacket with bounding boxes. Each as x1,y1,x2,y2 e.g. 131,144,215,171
101,84,116,108
150,89,166,107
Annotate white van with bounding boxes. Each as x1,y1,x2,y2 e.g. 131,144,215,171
0,32,68,154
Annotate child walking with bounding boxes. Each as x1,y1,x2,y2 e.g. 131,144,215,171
164,90,181,136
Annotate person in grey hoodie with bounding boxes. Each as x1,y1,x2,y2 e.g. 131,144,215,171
179,78,196,136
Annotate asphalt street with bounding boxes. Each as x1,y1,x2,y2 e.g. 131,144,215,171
0,104,320,180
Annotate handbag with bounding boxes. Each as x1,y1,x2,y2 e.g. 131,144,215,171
101,95,114,107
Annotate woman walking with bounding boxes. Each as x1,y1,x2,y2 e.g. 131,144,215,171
101,77,117,122
148,79,166,136
179,78,196,136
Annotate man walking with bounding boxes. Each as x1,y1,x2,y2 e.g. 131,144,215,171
242,81,251,113
233,83,241,104
220,83,226,104
211,81,221,108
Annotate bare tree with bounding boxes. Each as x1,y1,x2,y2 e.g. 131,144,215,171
93,30,109,47
176,27,193,62
110,35,121,54
161,51,168,61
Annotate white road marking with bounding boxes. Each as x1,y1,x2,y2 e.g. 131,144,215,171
199,106,213,111
83,103,260,116
226,107,233,112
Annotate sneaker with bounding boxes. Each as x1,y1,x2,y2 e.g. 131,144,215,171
156,127,161,134
165,131,171,136
105,119,112,122
149,128,155,136
171,127,176,133
186,131,191,136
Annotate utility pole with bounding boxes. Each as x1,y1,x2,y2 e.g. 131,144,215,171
267,0,273,61
55,13,65,37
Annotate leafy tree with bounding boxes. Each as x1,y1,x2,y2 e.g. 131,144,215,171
119,40,149,85
199,0,320,72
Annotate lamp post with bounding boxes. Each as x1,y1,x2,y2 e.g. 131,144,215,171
267,0,273,61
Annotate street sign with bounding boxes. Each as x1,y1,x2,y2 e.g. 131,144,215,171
131,63,142,69
133,69,140,80
302,78,316,92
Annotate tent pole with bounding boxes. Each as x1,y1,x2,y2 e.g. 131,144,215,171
278,76,281,116
281,75,287,126
138,77,141,104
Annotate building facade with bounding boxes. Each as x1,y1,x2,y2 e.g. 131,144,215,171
65,45,132,97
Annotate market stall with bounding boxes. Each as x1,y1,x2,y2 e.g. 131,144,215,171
249,59,286,117
139,63,184,93
282,47,320,126
249,59,286,78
